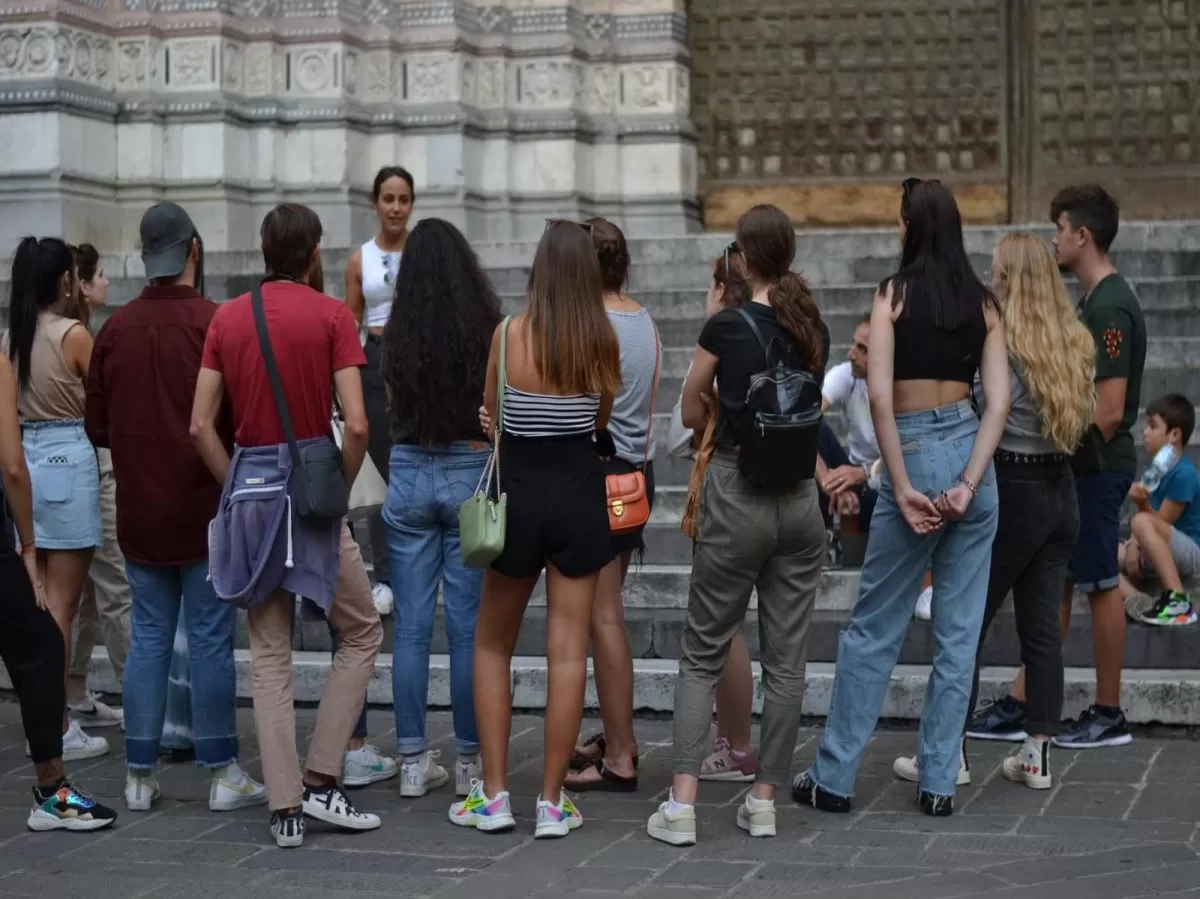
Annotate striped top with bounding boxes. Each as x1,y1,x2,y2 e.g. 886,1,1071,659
606,308,660,464
503,384,600,437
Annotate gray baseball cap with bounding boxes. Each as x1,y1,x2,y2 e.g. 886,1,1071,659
140,202,197,280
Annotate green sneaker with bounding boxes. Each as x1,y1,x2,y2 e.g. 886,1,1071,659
1140,590,1198,627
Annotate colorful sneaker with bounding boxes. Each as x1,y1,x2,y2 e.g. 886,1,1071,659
1052,705,1132,749
400,750,450,798
456,755,481,797
62,720,109,761
1002,737,1052,790
736,794,776,838
966,696,1028,742
210,762,268,811
124,772,161,811
28,780,117,832
646,794,697,846
301,784,381,830
699,737,757,782
1140,590,1198,627
271,809,305,848
534,793,583,839
68,692,124,729
448,779,516,832
343,744,399,788
892,739,971,786
791,772,851,813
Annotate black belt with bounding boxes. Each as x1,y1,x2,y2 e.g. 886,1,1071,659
995,449,1067,466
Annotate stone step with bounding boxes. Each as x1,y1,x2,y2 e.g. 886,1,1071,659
37,651,1200,726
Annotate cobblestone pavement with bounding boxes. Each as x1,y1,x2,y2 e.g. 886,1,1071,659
1,705,1198,898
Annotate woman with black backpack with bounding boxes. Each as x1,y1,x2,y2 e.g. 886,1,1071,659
647,204,829,846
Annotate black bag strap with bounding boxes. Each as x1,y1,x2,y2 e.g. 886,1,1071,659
737,306,792,368
251,283,303,474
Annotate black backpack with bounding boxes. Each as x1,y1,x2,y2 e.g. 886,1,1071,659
736,308,823,489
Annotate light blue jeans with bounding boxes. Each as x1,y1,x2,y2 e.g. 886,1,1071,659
123,560,239,770
811,400,999,798
383,441,490,756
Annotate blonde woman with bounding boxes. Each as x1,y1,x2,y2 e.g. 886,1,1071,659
893,233,1095,792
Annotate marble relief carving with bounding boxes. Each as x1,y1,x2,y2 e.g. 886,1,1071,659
221,41,242,92
363,51,389,103
292,48,333,94
0,26,113,88
244,43,272,95
167,39,215,87
516,59,574,108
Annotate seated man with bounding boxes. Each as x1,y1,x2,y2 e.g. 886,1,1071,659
1121,393,1200,626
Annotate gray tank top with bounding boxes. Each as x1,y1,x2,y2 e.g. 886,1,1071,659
972,357,1058,455
606,307,660,465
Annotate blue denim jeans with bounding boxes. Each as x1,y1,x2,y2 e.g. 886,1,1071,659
123,560,239,770
811,400,999,798
383,442,489,756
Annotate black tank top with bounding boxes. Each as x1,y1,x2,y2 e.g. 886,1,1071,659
892,288,987,383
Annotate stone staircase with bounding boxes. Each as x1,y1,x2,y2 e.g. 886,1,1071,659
3,222,1200,723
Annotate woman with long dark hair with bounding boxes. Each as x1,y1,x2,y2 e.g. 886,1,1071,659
2,237,107,762
648,205,828,846
380,218,501,800
449,221,621,838
796,179,1010,817
344,164,416,617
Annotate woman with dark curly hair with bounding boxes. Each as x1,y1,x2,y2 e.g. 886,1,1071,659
379,218,501,802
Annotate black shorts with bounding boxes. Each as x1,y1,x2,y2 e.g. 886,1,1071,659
490,434,615,580
603,457,656,556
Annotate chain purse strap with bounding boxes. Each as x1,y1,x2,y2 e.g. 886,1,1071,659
473,317,510,499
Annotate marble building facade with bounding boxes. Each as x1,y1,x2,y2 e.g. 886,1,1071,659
0,0,697,250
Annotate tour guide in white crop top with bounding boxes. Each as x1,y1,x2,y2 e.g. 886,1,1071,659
343,165,415,617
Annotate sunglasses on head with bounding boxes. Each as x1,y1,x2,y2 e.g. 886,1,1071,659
544,218,594,235
723,240,739,277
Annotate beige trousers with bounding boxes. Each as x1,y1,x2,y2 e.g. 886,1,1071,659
70,449,132,684
248,522,383,810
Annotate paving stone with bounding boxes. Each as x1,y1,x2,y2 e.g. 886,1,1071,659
654,859,755,888
728,862,933,896
1126,783,1200,821
1046,783,1138,817
1016,815,1194,842
813,827,932,850
556,865,657,892
983,842,1197,886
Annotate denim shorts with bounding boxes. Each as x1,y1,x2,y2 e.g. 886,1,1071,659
1070,470,1133,594
23,420,101,550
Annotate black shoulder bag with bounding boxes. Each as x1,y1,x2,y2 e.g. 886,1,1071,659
251,283,349,522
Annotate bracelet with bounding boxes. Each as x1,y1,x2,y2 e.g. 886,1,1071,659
959,474,978,497
20,538,35,551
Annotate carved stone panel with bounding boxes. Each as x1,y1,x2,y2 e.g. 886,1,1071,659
688,0,1008,227
0,25,114,89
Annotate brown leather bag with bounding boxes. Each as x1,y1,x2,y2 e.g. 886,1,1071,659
681,407,718,539
607,327,660,535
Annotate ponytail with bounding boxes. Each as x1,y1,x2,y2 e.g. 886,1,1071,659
769,271,824,372
8,236,75,391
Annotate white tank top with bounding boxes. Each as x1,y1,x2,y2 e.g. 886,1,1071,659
360,238,400,328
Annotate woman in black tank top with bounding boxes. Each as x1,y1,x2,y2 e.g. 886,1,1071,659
797,179,1011,818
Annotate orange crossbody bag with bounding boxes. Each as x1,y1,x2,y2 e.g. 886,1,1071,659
606,328,660,534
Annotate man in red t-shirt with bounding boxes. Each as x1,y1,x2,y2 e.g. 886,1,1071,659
190,203,383,848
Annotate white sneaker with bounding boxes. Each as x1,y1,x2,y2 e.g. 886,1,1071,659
893,740,971,786
736,794,776,838
301,784,381,830
68,692,124,729
400,750,450,798
271,809,305,848
372,583,393,616
534,793,583,839
1002,737,1052,790
455,755,481,797
210,762,269,811
647,794,697,846
62,720,109,762
343,744,399,788
125,773,161,811
914,586,933,621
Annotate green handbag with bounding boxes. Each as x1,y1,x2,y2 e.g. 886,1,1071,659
459,317,510,568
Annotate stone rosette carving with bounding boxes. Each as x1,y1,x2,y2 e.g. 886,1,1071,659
0,25,113,89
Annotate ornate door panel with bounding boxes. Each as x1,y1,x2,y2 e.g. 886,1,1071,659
688,0,1010,228
1020,0,1200,222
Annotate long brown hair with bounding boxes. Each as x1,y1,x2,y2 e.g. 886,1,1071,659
734,204,824,371
526,221,622,395
712,254,750,309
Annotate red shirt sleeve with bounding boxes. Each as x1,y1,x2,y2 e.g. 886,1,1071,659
331,304,367,371
201,306,225,372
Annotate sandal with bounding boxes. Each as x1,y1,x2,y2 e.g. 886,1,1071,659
565,759,638,793
569,733,640,771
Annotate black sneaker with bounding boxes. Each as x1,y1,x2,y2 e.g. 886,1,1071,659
965,696,1028,742
918,790,953,817
27,780,117,832
271,809,305,848
301,784,382,831
791,772,851,813
1052,705,1132,749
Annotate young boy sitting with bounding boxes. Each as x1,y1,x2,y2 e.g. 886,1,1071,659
1121,393,1200,626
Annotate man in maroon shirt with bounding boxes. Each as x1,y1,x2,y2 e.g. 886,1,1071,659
190,202,382,849
85,201,267,814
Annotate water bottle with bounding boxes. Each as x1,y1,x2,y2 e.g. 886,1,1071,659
1142,445,1179,493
